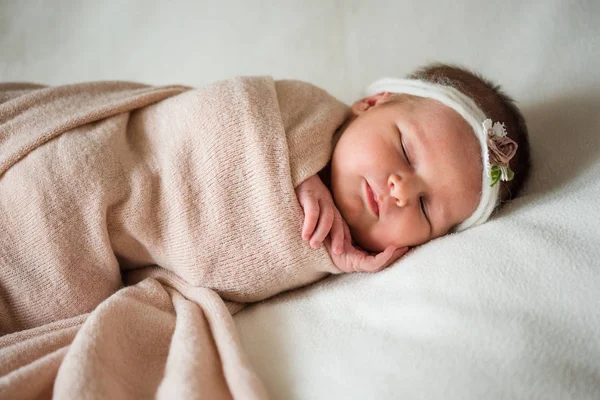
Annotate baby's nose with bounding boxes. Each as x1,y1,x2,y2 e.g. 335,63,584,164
387,173,418,207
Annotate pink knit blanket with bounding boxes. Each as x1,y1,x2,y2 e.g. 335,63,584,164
0,77,349,399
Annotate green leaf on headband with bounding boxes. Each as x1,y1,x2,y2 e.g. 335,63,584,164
505,166,515,181
489,165,501,187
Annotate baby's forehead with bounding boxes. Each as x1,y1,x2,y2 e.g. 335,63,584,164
410,98,483,225
418,98,481,167
382,94,483,176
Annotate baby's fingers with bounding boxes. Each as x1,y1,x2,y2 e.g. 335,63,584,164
300,198,320,241
360,246,409,273
370,246,408,272
381,246,409,269
329,208,345,255
310,202,334,248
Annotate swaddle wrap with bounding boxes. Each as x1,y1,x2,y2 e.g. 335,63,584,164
0,77,349,399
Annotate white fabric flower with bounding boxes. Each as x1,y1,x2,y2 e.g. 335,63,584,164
483,119,508,138
492,121,507,137
482,119,493,133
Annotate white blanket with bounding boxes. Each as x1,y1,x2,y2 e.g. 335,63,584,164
2,0,599,399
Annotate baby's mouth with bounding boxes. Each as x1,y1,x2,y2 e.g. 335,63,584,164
364,179,380,218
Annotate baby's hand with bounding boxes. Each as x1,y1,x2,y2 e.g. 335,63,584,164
295,174,345,255
323,221,409,273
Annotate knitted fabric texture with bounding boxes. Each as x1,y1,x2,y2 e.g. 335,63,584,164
0,77,349,399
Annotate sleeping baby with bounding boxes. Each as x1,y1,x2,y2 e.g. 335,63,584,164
295,63,530,273
0,63,529,334
0,63,531,396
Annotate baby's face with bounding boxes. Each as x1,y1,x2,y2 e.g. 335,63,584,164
330,93,482,252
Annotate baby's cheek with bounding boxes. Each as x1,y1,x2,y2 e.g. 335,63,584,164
372,218,429,250
346,209,430,252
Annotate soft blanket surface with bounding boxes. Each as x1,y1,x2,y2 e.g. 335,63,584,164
0,77,349,398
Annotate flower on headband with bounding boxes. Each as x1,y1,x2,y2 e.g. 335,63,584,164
483,119,518,187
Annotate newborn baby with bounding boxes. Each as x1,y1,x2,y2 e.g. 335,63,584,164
0,64,531,397
0,63,529,334
296,64,530,273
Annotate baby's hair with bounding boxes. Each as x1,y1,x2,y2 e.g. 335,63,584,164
407,63,531,206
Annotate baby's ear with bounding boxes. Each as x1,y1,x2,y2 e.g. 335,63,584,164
351,92,392,116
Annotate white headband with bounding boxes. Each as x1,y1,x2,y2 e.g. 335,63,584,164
364,78,499,231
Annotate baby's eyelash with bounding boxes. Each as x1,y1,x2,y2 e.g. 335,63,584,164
401,140,411,165
419,197,428,221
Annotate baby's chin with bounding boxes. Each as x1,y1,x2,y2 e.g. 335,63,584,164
347,223,388,253
340,210,391,253
349,222,434,254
